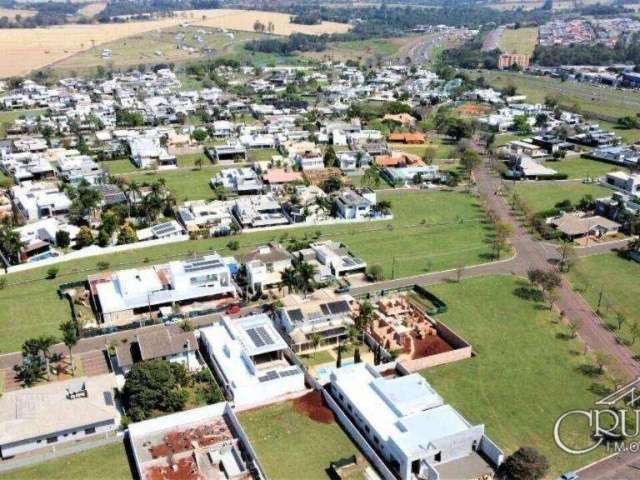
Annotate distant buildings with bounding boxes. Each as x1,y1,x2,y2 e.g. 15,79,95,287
497,53,530,70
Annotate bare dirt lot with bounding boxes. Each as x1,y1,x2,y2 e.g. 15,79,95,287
0,9,349,78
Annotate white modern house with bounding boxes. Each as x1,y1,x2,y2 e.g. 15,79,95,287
231,194,289,229
200,314,305,407
0,374,120,459
603,171,640,195
276,289,357,354
89,254,236,326
329,363,503,480
211,168,263,195
334,189,376,220
11,182,72,223
244,243,293,295
129,136,177,169
310,240,367,277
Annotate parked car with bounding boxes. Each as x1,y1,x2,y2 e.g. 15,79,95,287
225,304,241,315
556,472,578,480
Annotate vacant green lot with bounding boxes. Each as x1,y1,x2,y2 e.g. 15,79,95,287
513,182,609,214
0,442,132,480
569,253,640,355
498,27,538,56
239,400,362,480
299,349,334,368
544,157,617,180
0,190,495,353
422,276,606,475
474,70,640,119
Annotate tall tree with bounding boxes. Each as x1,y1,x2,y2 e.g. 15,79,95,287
60,320,78,376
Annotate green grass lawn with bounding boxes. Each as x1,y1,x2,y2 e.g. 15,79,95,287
239,400,362,480
569,253,640,355
494,132,528,147
513,182,610,214
115,167,223,202
498,27,538,56
0,190,496,353
422,276,607,475
299,349,335,368
473,70,640,119
0,442,132,480
544,157,618,180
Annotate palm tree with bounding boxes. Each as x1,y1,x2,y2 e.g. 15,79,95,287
355,301,374,344
23,335,58,381
59,320,78,376
311,332,321,358
281,267,298,295
296,261,317,298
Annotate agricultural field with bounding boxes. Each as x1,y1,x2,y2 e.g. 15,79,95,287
0,190,495,353
473,70,640,119
497,27,538,56
239,394,364,480
423,275,608,475
0,9,349,78
0,442,132,480
543,157,618,180
513,182,610,214
569,253,640,356
53,27,265,73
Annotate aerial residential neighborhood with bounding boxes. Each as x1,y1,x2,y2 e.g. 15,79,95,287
2,1,640,480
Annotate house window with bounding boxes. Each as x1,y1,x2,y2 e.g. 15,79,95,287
365,426,370,434
46,436,58,444
85,427,96,435
373,436,379,445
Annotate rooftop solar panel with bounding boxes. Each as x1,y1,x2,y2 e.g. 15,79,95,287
279,368,299,378
287,308,304,323
256,326,274,346
328,300,350,315
320,304,331,315
246,328,265,348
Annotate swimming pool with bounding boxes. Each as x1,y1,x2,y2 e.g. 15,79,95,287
28,250,60,263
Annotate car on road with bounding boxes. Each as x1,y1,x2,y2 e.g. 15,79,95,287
225,304,241,315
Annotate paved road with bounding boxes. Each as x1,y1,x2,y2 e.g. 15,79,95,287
474,165,640,379
579,451,640,479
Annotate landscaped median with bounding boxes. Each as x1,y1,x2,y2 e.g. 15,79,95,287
420,275,610,475
0,190,498,353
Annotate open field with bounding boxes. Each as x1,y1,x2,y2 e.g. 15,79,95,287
0,9,349,78
569,253,640,356
497,27,538,56
0,190,495,353
0,442,132,480
473,70,640,119
513,182,610,214
303,37,404,63
422,276,607,475
76,1,106,17
543,157,619,179
54,26,265,73
0,7,36,19
488,0,545,10
239,398,362,480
